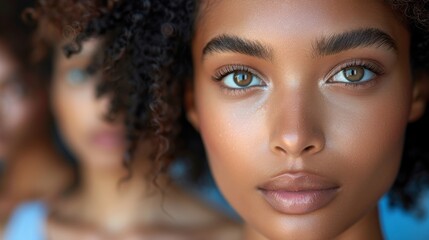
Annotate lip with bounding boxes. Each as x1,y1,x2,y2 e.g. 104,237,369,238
89,128,125,150
258,172,340,215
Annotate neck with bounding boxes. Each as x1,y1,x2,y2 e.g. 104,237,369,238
74,156,165,232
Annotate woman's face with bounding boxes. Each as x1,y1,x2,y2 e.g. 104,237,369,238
51,39,126,169
188,0,425,238
0,42,46,159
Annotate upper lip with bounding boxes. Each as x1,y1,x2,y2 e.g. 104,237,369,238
258,172,339,192
90,127,125,142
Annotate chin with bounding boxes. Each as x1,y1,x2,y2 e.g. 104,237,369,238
248,208,354,240
83,153,124,169
258,225,344,240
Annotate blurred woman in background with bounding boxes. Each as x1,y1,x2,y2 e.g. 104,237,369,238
0,0,73,228
4,1,241,239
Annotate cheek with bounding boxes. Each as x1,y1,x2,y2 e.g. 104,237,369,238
0,86,49,153
195,84,268,210
52,82,91,156
327,79,412,220
4,100,33,132
199,110,259,213
341,89,409,177
338,107,407,184
5,94,46,136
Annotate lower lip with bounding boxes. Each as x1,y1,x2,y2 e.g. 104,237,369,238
261,188,339,215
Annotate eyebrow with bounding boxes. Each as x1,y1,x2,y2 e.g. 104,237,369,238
202,34,273,60
314,28,398,56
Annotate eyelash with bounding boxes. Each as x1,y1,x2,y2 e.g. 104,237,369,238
213,65,262,80
211,60,384,95
212,64,266,95
326,59,385,89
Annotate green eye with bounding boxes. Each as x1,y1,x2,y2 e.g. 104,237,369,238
66,69,89,85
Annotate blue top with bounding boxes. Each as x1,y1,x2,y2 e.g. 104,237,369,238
4,202,47,240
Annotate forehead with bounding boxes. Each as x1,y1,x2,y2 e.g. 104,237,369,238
194,0,407,52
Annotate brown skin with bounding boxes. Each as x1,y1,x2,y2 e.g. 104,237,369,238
46,39,242,239
187,0,427,239
0,41,72,225
0,42,37,158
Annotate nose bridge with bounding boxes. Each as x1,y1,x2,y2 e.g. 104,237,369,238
269,81,324,157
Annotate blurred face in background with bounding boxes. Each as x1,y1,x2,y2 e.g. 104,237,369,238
51,39,126,170
0,41,48,160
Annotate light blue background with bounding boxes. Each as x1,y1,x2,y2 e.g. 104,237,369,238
379,192,429,240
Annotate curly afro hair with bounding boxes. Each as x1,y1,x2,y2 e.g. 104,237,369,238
37,0,429,211
33,0,200,184
384,0,429,213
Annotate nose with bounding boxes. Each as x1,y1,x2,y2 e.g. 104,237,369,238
94,89,114,121
269,86,325,158
95,89,126,125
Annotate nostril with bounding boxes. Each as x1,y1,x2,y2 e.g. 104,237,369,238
274,145,315,155
303,145,315,152
271,135,325,157
274,146,287,154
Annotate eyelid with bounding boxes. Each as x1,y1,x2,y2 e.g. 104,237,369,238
325,59,385,83
212,64,265,82
211,64,268,96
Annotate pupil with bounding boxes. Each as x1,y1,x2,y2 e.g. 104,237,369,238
233,71,252,86
344,66,364,82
